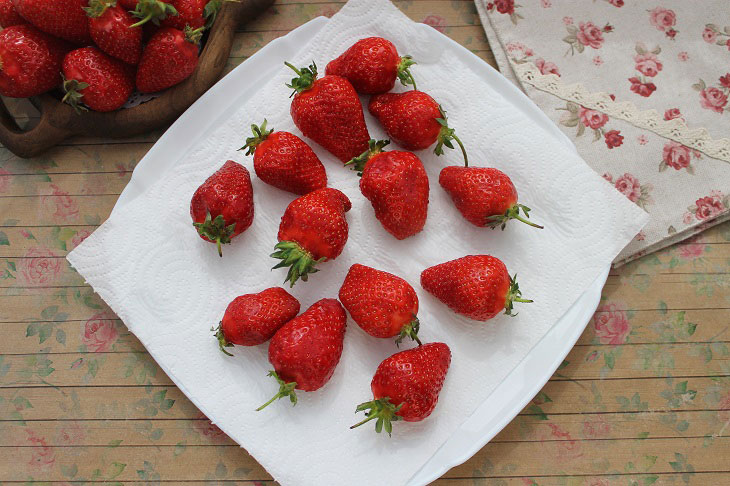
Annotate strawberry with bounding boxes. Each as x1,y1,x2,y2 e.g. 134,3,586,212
286,61,370,163
440,165,543,230
0,25,69,98
351,342,451,435
421,255,532,321
369,90,467,164
257,298,347,410
130,0,220,29
118,0,137,9
325,37,417,95
241,119,327,195
272,187,351,286
338,263,422,345
161,0,206,29
213,287,300,354
348,139,429,240
0,0,25,27
129,0,177,27
14,0,92,45
62,47,134,113
84,0,143,65
136,25,202,93
190,160,254,257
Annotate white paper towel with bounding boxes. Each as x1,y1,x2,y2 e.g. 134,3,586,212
67,1,649,484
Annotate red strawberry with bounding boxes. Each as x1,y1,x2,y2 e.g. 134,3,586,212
84,0,143,65
62,47,134,113
338,263,422,345
129,0,177,27
440,166,543,230
14,0,92,45
213,287,300,354
286,61,370,163
257,298,347,410
351,342,451,434
0,0,25,27
272,187,351,286
118,0,137,9
241,119,327,195
421,255,532,321
325,37,417,95
161,0,205,29
136,26,201,93
0,25,69,98
190,160,254,257
369,90,467,164
349,139,429,240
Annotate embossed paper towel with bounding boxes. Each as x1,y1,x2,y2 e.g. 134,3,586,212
67,0,648,484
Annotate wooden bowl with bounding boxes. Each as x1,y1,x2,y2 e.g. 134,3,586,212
0,0,274,158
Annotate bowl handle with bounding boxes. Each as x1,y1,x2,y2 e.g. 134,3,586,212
0,95,72,158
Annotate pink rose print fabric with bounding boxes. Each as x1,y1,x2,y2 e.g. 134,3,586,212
477,0,730,265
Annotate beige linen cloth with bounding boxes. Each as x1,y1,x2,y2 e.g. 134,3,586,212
476,0,730,265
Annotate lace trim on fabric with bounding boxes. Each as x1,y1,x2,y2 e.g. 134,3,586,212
513,61,730,163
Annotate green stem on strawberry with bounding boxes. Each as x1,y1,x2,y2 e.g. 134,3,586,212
349,397,403,436
212,323,234,356
435,106,468,166
396,55,417,90
486,204,544,231
83,0,114,18
271,240,326,287
256,370,297,411
184,25,205,45
284,61,317,96
504,273,532,316
61,76,90,115
345,139,390,175
129,0,178,28
395,316,422,347
240,119,273,155
193,211,237,257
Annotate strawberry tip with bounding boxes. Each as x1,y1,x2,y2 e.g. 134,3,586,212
256,370,298,411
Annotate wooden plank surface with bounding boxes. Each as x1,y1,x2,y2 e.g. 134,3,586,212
1,0,729,485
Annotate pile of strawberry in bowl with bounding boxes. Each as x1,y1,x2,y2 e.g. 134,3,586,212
0,0,220,111
191,37,544,436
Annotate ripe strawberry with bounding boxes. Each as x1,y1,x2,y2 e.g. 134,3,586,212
129,0,177,27
351,342,451,435
14,0,92,45
119,0,137,9
440,166,543,230
161,0,206,29
325,37,417,95
190,160,254,257
0,25,69,98
257,298,347,410
62,47,134,113
241,119,327,195
0,0,25,27
136,26,202,93
272,188,351,286
84,0,143,65
348,139,429,240
213,287,300,354
421,255,532,321
338,263,422,345
286,61,370,163
369,90,467,164
130,0,220,29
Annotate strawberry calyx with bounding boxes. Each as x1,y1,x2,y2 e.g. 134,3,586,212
256,370,297,411
350,397,403,436
240,119,273,155
271,240,325,287
345,139,390,175
486,204,544,230
395,316,422,347
83,0,116,18
435,106,468,166
203,0,224,28
130,0,178,28
193,211,237,257
396,55,417,90
211,323,234,356
62,76,90,114
504,273,533,316
184,25,205,45
284,61,317,96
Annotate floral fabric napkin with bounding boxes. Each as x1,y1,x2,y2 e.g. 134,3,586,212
476,0,730,265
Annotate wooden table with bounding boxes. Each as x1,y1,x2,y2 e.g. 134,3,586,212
1,1,729,484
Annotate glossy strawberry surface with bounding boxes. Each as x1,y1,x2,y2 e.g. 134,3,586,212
87,3,143,64
15,0,92,44
253,131,327,195
268,298,347,392
440,167,517,227
136,26,199,93
63,47,134,112
0,0,25,27
369,90,442,151
161,0,206,29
